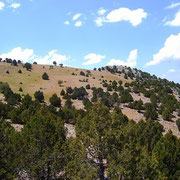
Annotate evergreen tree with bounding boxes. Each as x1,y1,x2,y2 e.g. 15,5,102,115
18,107,66,179
24,63,32,71
60,89,65,96
34,90,44,103
136,99,143,112
42,72,49,80
152,131,180,179
49,93,61,107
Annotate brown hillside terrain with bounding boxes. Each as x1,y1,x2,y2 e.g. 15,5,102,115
0,62,180,138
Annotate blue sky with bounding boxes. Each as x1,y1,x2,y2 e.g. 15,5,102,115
0,0,180,82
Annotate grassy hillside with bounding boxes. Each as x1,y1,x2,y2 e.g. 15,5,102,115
0,62,131,101
1,62,180,138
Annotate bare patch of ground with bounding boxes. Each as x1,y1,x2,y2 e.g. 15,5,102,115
64,123,76,138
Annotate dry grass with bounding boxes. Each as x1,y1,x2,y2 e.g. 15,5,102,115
0,62,130,101
1,62,180,138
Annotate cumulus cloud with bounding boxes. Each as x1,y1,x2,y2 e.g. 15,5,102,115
0,2,5,10
145,33,180,66
0,47,34,61
94,17,104,27
83,53,105,65
64,21,70,25
95,7,147,27
0,47,68,65
74,21,82,27
166,3,180,9
165,10,180,26
107,49,138,67
168,68,176,72
97,8,107,15
72,13,82,21
34,50,68,65
10,3,20,9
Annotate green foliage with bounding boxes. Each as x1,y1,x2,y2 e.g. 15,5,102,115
18,69,22,74
144,103,158,120
24,62,32,71
34,90,44,103
58,80,63,86
49,93,61,107
152,131,180,179
162,108,172,121
19,87,23,92
53,61,57,66
120,90,133,103
112,80,117,89
80,71,85,76
42,72,49,80
60,89,65,96
71,87,88,100
18,107,66,179
66,87,73,94
0,119,20,179
86,84,90,89
0,102,12,119
65,98,73,108
0,82,10,93
12,60,17,66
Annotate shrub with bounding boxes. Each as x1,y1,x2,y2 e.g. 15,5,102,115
34,90,44,103
24,62,32,71
18,69,22,74
12,60,17,66
66,87,73,94
42,72,49,80
53,61,57,66
6,70,9,74
86,84,91,89
162,109,171,121
120,90,133,103
58,80,63,86
60,89,65,96
80,71,85,76
49,94,61,107
19,87,23,92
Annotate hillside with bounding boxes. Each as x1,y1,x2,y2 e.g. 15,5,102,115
0,61,180,138
0,62,131,100
1,61,180,179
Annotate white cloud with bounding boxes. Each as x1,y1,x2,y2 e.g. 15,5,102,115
0,47,34,61
0,2,5,10
168,68,176,72
0,47,68,65
64,21,70,25
166,3,180,9
145,33,180,66
72,13,82,21
95,7,147,27
97,8,107,16
10,3,20,9
94,17,104,27
83,53,105,65
107,49,137,67
165,10,180,26
34,50,68,65
74,21,82,27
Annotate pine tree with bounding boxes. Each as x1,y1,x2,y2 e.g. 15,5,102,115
17,107,66,179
